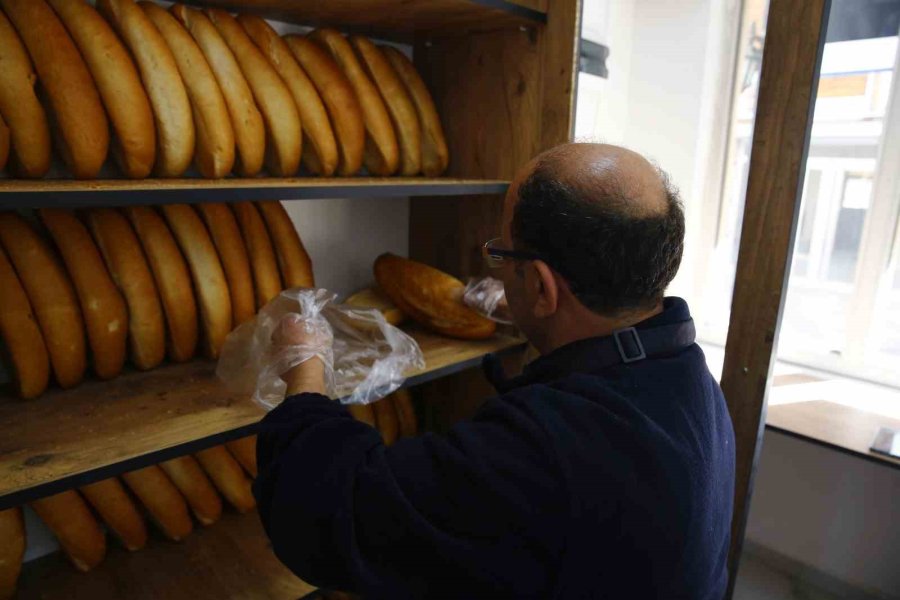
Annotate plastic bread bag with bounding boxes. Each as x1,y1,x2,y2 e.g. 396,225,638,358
463,277,512,324
216,288,425,410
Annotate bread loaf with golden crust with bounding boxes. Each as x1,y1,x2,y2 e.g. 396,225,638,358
139,1,233,178
256,201,314,289
79,477,148,551
372,396,399,445
124,206,198,363
374,253,496,340
48,0,155,179
0,507,25,599
284,35,363,176
159,455,223,526
172,4,264,177
225,436,257,478
0,213,86,388
98,0,194,177
0,113,8,172
239,15,338,176
195,445,255,513
0,245,49,399
86,208,166,371
309,28,397,176
39,208,127,380
160,204,232,359
344,286,405,326
382,46,449,176
30,490,106,572
195,203,255,326
1,0,108,178
206,9,300,176
0,9,50,178
121,465,193,542
352,37,421,176
232,202,282,309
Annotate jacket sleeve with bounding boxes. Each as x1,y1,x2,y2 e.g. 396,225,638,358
253,391,566,598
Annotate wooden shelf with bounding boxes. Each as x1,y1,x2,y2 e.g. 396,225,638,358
16,510,316,600
184,0,546,40
0,327,525,509
0,177,509,208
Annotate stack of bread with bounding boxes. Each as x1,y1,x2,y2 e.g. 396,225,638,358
0,0,448,180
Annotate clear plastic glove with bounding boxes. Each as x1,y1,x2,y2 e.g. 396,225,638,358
463,277,512,324
217,288,425,410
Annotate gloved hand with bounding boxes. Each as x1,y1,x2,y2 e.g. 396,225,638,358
273,313,331,396
463,277,512,324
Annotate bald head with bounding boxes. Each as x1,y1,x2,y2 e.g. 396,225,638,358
517,143,669,217
505,142,684,316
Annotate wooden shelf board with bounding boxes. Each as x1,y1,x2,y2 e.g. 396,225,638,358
184,0,546,40
766,400,900,470
17,510,316,600
0,327,525,509
0,177,509,208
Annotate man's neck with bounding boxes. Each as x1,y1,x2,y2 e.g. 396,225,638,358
538,301,664,355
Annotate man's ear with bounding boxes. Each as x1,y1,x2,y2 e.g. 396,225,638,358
531,260,559,318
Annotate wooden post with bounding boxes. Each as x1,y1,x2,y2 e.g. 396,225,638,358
720,0,831,596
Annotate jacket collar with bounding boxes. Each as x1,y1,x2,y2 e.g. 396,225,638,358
484,297,695,393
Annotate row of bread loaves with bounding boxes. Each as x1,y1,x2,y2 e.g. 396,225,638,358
0,0,448,180
0,201,312,399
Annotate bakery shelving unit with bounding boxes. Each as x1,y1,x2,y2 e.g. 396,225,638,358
3,0,581,597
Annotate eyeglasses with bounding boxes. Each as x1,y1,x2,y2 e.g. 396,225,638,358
482,238,542,269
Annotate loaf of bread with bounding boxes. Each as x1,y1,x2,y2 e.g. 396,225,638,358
351,37,421,176
391,388,417,438
159,455,223,526
374,253,496,340
239,15,338,176
124,206,198,363
206,9,300,177
86,208,166,371
98,0,194,177
39,208,128,380
0,245,49,398
256,201,314,289
226,435,257,478
309,28,398,176
30,490,106,572
232,202,282,309
1,0,108,178
121,465,193,542
0,8,50,177
382,46,449,176
172,4,264,177
140,2,234,179
195,203,255,326
48,0,155,179
372,396,399,446
284,36,363,176
344,286,406,326
347,403,376,427
0,114,8,172
0,213,86,388
0,507,25,600
195,445,255,513
79,477,148,551
160,204,232,359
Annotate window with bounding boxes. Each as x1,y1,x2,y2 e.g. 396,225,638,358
574,0,900,392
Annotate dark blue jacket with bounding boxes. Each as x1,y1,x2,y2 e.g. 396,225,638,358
254,298,735,599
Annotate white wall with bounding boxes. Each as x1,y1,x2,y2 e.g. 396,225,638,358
744,431,900,598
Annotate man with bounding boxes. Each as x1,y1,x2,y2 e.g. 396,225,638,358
254,143,736,599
